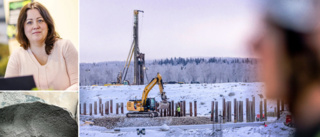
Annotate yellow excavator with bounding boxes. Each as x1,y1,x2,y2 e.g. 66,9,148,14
126,73,169,118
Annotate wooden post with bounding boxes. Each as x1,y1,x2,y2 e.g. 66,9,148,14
190,102,193,117
238,101,240,122
171,101,174,116
94,101,97,115
248,101,251,122
234,99,237,123
180,102,182,117
106,101,109,115
90,103,92,116
229,101,232,122
101,104,104,116
170,102,173,116
170,102,172,116
168,102,171,116
251,101,255,122
246,98,249,122
180,101,182,117
180,101,183,117
239,101,243,122
182,101,184,117
99,98,102,114
260,101,263,121
226,101,229,122
223,98,226,123
116,103,119,114
183,101,186,117
84,103,86,115
277,100,280,119
121,103,124,114
183,101,185,117
238,101,241,122
194,100,197,117
99,103,101,114
274,107,276,117
237,101,240,122
110,100,113,114
171,100,174,116
264,99,267,121
211,101,214,121
252,96,255,122
104,101,108,115
215,101,218,122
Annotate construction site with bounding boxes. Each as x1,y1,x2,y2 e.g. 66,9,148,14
79,9,295,137
79,83,295,137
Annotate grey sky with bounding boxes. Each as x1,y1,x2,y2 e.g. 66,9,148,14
80,0,261,63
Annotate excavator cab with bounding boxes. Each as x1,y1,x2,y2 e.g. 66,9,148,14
145,98,156,111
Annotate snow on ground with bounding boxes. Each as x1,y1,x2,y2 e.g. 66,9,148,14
80,82,276,117
80,82,294,136
223,123,295,137
80,122,295,137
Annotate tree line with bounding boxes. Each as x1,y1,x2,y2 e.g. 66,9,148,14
80,57,260,86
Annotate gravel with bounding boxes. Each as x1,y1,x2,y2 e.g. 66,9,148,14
0,102,78,137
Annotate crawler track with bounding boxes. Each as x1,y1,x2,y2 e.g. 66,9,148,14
126,112,159,118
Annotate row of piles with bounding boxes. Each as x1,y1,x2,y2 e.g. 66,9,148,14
80,99,199,117
80,99,124,116
156,100,198,117
80,98,286,120
210,97,286,123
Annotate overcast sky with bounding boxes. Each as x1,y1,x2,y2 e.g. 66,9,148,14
80,0,261,63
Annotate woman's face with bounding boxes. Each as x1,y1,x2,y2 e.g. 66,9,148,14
24,9,48,45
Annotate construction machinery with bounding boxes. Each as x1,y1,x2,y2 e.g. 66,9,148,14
120,10,145,85
126,73,169,118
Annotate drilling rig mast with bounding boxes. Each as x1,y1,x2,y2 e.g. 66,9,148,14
121,10,145,85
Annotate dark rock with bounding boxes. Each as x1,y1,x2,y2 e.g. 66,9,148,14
0,102,78,137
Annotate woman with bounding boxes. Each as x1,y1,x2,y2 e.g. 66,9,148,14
251,0,320,136
5,2,78,90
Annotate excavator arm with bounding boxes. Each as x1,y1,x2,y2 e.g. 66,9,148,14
141,73,168,108
126,73,169,117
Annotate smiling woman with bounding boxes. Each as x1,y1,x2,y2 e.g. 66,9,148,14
4,2,78,90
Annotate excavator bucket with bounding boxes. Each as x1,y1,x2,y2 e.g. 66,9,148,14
157,101,169,109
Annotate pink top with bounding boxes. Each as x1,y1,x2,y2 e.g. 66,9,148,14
5,39,78,90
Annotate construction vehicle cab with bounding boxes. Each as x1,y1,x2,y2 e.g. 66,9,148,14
145,98,156,111
126,73,169,118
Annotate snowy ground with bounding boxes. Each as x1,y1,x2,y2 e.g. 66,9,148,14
80,82,277,117
80,83,294,136
80,121,295,137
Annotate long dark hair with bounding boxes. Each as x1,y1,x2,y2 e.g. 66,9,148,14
16,2,60,55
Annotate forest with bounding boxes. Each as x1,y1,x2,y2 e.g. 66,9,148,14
80,57,260,86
